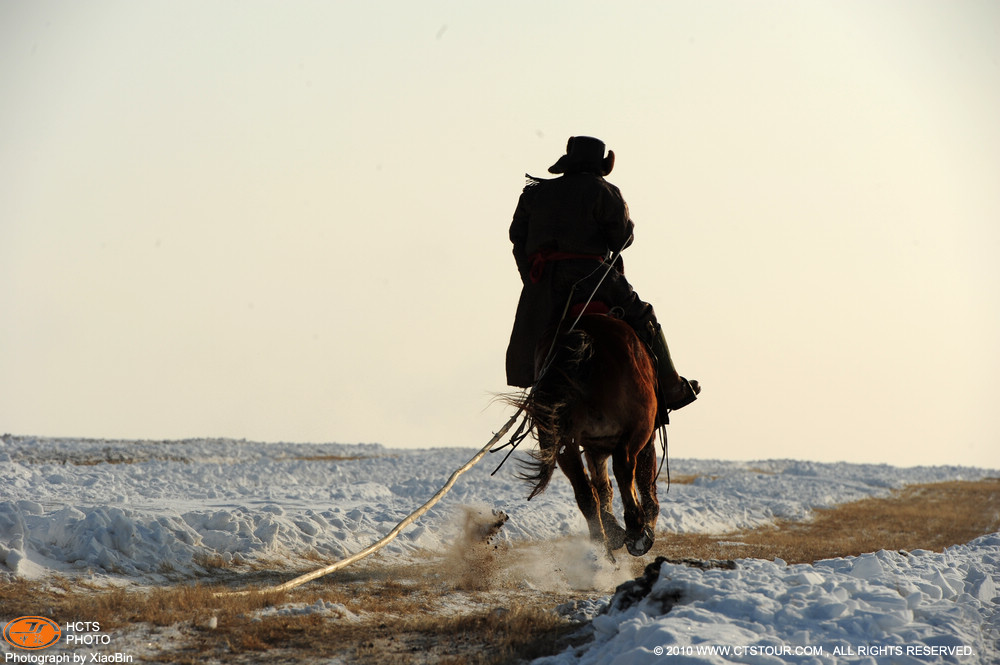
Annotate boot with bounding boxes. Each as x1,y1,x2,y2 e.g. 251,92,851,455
648,323,700,423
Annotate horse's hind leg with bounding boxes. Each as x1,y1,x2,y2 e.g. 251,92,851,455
635,436,659,548
585,450,625,551
613,436,655,557
557,444,610,556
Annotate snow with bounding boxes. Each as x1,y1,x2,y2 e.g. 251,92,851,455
540,537,1000,664
1,435,998,663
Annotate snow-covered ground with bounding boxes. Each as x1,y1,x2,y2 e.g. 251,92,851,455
543,536,1000,664
1,435,998,663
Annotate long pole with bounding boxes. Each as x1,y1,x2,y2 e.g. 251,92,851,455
219,411,523,596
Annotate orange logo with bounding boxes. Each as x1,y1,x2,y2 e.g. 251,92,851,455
3,616,62,650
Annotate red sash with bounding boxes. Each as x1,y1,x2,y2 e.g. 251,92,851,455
528,250,606,284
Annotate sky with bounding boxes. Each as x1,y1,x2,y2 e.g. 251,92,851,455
2,1,998,468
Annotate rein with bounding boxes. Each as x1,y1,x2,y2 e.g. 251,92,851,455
657,424,670,493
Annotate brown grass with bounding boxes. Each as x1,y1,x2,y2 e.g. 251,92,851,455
286,454,372,462
69,456,190,466
662,473,701,485
16,452,375,466
643,478,1000,568
2,479,996,664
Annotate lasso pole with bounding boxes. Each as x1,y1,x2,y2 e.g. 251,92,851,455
218,411,523,596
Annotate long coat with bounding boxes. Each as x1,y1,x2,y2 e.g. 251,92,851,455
505,173,652,388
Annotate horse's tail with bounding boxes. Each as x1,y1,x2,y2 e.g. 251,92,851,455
513,327,594,500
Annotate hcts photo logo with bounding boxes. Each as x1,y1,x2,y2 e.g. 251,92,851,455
3,616,62,650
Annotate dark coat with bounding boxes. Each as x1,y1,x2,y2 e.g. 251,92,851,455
505,173,654,387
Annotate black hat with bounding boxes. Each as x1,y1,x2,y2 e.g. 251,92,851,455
548,136,615,175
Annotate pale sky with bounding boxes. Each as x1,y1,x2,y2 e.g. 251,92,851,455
3,1,998,468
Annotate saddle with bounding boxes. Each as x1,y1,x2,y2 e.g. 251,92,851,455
564,301,698,427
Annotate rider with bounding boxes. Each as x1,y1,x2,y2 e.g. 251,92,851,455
505,136,699,421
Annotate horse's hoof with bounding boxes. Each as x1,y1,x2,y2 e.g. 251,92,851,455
626,526,655,557
602,513,626,550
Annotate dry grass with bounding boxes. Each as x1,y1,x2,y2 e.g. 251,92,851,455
285,454,373,462
644,478,1000,568
662,473,701,485
0,577,288,632
0,569,578,664
67,456,190,466
2,479,997,664
64,454,374,466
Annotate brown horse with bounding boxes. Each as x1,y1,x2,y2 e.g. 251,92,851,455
514,313,660,558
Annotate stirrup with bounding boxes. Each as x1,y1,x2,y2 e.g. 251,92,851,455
655,378,699,428
663,377,700,411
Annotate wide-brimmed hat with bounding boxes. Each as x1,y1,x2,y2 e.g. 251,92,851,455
548,136,615,175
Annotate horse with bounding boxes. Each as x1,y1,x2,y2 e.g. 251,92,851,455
513,312,660,559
